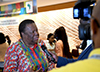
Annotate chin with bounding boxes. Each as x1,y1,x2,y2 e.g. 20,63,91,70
32,41,38,45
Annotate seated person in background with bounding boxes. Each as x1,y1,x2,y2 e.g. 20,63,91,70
4,19,55,72
50,1,100,71
54,26,72,58
45,33,55,54
0,32,11,62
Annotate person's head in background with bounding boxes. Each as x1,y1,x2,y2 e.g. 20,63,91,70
91,0,100,49
0,32,11,45
19,19,39,47
54,26,72,58
47,33,55,44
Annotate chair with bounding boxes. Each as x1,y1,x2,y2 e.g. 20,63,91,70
0,62,4,72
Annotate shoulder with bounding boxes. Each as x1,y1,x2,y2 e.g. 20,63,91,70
65,59,96,72
57,40,63,43
6,40,21,53
38,39,46,46
56,40,63,45
52,59,92,72
43,40,49,45
55,40,63,48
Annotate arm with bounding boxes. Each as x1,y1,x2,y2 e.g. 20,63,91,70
56,56,77,67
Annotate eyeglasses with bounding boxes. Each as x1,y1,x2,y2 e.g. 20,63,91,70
91,16,100,28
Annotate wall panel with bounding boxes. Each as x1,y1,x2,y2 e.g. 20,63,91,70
0,8,82,52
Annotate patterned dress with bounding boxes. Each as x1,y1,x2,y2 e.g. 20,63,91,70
4,39,55,72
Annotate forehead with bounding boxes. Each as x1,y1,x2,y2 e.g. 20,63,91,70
50,35,54,38
25,23,37,31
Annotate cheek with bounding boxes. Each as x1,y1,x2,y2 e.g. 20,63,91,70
27,34,34,40
30,34,34,38
49,39,52,42
52,39,54,41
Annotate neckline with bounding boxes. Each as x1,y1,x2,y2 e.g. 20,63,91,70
20,39,34,48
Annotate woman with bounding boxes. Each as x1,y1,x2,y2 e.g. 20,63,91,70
54,26,72,58
46,33,55,54
4,19,55,72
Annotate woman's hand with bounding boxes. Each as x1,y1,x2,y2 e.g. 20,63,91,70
47,51,58,63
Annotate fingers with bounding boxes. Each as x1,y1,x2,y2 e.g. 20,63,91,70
47,55,52,62
48,51,58,63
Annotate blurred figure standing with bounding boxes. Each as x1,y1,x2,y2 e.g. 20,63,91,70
54,26,72,58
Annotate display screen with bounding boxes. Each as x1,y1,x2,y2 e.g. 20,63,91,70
83,8,91,18
73,8,80,19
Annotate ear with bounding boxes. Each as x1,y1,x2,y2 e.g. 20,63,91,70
91,19,98,35
21,32,24,38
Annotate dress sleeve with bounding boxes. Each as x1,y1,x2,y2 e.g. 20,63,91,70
4,44,19,72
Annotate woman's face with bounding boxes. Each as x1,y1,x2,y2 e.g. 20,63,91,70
49,35,54,43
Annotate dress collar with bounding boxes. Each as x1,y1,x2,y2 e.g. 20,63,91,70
20,39,35,48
